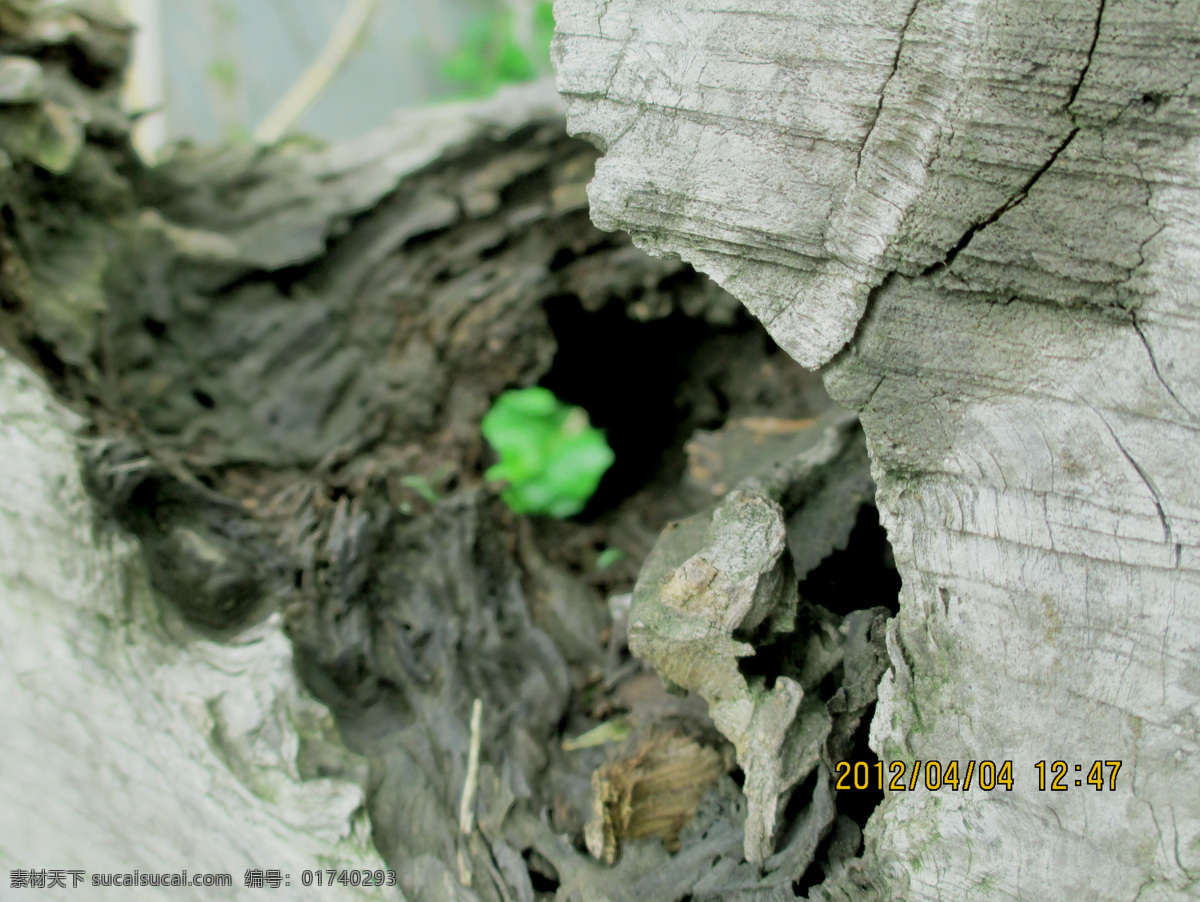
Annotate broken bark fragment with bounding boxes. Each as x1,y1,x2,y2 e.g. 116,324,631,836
584,730,727,864
630,409,889,868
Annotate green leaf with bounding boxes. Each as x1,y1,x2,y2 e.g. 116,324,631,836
596,547,624,570
533,1,555,62
495,38,535,83
482,387,614,518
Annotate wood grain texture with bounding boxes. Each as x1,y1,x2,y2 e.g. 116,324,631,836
555,0,1200,897
0,349,397,901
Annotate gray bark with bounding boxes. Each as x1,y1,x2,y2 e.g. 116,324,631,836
553,1,1200,899
0,347,395,901
0,5,393,897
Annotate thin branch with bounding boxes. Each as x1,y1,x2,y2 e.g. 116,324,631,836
253,0,384,144
122,0,167,161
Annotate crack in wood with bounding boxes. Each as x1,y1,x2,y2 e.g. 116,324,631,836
1066,0,1107,109
853,0,923,184
1093,406,1173,546
919,0,1106,280
1131,312,1198,424
920,128,1079,277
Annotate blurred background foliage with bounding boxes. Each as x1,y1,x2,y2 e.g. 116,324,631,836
441,0,553,99
120,0,555,154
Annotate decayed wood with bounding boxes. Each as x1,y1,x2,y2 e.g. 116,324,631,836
628,409,883,873
0,348,394,902
554,1,1200,899
0,5,393,897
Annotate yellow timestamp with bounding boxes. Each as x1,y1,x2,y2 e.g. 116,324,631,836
1034,759,1121,791
835,760,1014,792
834,759,1124,792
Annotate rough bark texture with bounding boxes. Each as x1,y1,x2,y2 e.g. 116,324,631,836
0,5,392,897
0,347,393,901
554,1,1200,899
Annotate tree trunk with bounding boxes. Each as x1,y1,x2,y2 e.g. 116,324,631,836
553,1,1200,899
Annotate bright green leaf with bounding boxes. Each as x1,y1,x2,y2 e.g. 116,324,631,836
482,387,614,518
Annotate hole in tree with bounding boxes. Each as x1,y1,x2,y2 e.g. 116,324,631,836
798,505,901,617
522,849,560,893
737,507,900,689
538,294,711,519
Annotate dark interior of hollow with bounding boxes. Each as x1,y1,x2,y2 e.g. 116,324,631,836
731,506,898,882
540,291,903,886
738,506,901,688
836,702,884,829
800,505,902,618
793,703,883,896
537,293,714,519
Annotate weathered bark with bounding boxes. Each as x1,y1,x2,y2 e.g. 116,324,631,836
0,6,395,898
554,1,1200,899
0,347,392,901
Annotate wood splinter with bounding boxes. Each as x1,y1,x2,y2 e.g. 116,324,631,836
457,697,484,887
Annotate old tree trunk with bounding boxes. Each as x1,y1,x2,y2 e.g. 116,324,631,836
2,0,1198,901
553,0,1200,900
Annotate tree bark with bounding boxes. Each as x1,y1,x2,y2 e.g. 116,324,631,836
0,5,393,898
0,345,394,901
554,1,1200,899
